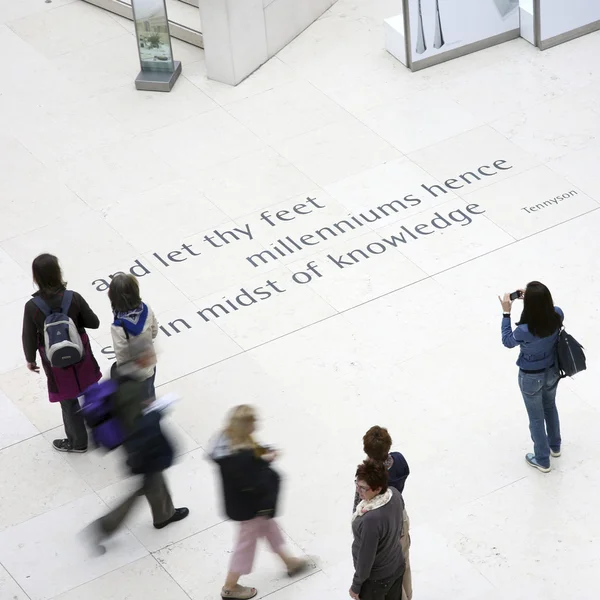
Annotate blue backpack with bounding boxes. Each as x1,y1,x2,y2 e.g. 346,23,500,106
80,378,125,450
33,291,84,368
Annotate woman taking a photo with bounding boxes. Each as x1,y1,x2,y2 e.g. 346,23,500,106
351,459,405,600
22,253,102,453
210,405,308,600
500,281,564,473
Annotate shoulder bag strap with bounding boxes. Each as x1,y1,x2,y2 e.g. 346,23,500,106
61,290,74,314
32,296,51,317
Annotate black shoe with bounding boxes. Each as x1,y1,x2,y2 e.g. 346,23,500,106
53,439,87,453
154,507,189,529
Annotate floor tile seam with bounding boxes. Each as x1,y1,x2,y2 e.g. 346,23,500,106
0,431,42,453
148,554,195,600
0,559,31,599
542,163,600,207
222,79,352,148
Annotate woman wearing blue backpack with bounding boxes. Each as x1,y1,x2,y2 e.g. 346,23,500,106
22,253,102,453
499,281,564,473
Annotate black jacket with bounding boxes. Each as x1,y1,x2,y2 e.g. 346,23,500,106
211,435,280,522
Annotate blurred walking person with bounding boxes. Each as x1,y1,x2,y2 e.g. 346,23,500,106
354,426,411,600
108,273,158,400
85,335,188,553
22,253,101,453
210,405,309,600
350,460,405,600
500,281,564,473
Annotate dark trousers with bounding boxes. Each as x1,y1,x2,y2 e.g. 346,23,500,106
97,472,175,535
60,398,88,449
360,568,405,600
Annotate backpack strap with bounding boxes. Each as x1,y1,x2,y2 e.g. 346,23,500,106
61,290,74,315
32,296,51,317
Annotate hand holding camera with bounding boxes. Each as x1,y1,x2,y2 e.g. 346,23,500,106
498,289,524,313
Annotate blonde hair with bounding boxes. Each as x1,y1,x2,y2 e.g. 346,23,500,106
225,405,257,450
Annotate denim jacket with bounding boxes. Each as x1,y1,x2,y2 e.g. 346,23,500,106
502,307,564,370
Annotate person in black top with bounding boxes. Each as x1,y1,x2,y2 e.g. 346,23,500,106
210,405,309,600
22,254,101,452
354,426,412,600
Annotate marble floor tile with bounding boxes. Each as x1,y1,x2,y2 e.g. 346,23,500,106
226,80,348,145
0,436,91,532
375,198,514,276
51,556,190,600
408,126,541,195
440,55,565,122
50,32,140,97
492,93,600,162
325,158,460,229
2,211,137,279
460,165,599,240
97,77,217,136
193,265,337,349
101,179,230,254
194,147,316,219
0,564,28,600
184,56,299,106
273,117,402,187
7,2,125,58
97,449,222,552
154,519,317,600
55,136,180,210
0,366,62,433
547,139,600,202
143,108,264,174
0,248,34,305
0,391,38,450
283,230,429,312
149,302,242,385
0,494,147,600
356,89,483,154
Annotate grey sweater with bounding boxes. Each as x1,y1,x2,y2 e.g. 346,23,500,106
351,487,405,594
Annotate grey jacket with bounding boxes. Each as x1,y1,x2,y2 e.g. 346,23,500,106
351,487,405,594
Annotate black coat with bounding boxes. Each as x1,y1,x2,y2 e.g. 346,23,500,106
214,449,280,522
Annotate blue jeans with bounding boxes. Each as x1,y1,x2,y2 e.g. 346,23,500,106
143,368,157,402
518,365,561,468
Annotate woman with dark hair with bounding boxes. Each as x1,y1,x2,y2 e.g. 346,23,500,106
500,281,564,473
350,459,405,600
108,273,158,400
356,426,411,600
22,253,101,452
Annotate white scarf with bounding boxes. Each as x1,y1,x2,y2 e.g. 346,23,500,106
352,488,393,522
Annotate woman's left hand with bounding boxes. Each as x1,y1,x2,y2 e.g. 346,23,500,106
498,293,512,313
349,589,360,599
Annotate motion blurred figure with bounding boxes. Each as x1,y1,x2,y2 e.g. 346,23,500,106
85,336,188,553
210,405,309,600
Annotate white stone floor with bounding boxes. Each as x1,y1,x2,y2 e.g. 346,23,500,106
1,1,600,598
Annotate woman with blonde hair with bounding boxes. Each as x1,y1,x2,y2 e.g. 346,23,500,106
210,405,309,600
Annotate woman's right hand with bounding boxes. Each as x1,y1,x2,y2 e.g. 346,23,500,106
27,362,40,373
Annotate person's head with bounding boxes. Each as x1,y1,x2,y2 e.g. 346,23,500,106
32,253,66,296
355,459,389,502
363,426,392,462
108,273,142,313
518,281,561,338
225,405,257,449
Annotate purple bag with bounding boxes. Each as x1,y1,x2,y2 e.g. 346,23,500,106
80,379,125,450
